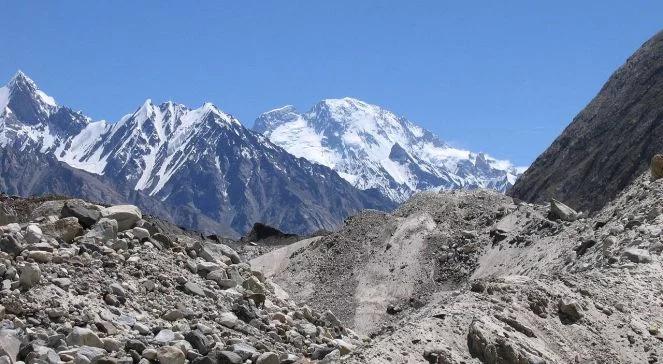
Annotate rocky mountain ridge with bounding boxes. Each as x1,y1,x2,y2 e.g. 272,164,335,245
509,30,663,213
255,98,524,203
0,72,393,237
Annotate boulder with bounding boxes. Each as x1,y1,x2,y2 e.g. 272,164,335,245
61,200,102,228
651,154,663,180
66,327,104,348
184,330,210,355
217,312,239,329
549,199,580,221
30,200,65,220
229,343,257,361
19,263,41,289
0,330,21,363
467,319,547,363
154,329,175,344
75,346,107,363
156,346,185,364
558,297,583,323
623,248,653,263
162,309,184,322
208,350,242,364
24,344,60,364
131,227,150,241
85,218,118,242
24,224,42,245
241,276,265,294
184,282,205,297
27,250,52,263
195,241,241,265
101,205,142,231
255,352,279,364
0,234,23,256
40,217,83,243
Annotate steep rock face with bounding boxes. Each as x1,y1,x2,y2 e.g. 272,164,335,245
255,98,524,202
509,30,663,212
0,72,393,237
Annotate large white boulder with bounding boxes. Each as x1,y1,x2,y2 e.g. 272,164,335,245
101,205,142,231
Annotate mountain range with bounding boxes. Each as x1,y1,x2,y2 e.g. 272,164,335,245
255,98,524,203
0,71,521,236
0,72,392,237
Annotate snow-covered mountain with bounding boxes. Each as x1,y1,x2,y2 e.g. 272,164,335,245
255,98,525,202
0,72,393,236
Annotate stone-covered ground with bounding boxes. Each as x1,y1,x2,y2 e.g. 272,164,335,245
0,197,362,364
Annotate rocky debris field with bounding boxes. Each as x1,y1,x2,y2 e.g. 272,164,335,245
254,172,663,363
0,197,364,364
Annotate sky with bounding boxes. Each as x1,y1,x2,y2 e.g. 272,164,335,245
1,1,662,166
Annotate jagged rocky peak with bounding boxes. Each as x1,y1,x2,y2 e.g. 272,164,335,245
1,70,58,123
255,97,524,202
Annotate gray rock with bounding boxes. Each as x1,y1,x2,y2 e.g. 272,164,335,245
75,346,107,363
241,276,265,294
156,346,185,364
209,350,242,364
154,329,175,345
549,199,580,221
19,263,41,289
101,205,142,232
24,224,42,244
85,218,118,242
623,248,653,263
216,279,237,290
66,327,104,348
40,217,83,243
205,269,228,284
52,277,72,289
162,309,184,322
217,312,238,329
30,201,65,220
131,227,150,241
558,297,584,323
27,250,52,263
296,322,318,338
0,329,21,363
184,282,205,297
25,344,60,364
184,330,209,355
196,241,241,265
197,262,223,275
110,283,126,297
133,322,151,335
0,234,23,256
310,344,335,360
255,352,279,364
229,343,257,361
62,200,102,228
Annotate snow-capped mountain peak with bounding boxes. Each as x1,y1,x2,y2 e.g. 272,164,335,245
1,72,394,236
1,70,58,122
255,97,525,202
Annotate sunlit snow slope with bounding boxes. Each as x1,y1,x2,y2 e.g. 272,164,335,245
255,98,525,202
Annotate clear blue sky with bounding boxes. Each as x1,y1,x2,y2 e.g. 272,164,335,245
2,1,662,166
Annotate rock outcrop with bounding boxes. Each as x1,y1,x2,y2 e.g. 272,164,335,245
509,30,663,213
